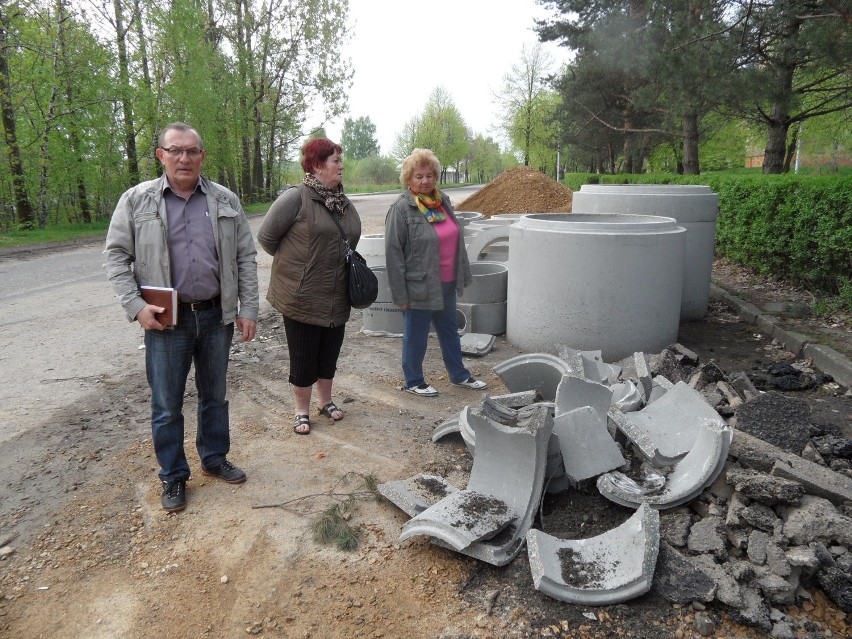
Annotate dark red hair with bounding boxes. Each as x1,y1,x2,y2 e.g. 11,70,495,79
301,138,343,174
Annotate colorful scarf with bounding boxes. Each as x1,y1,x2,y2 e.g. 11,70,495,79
304,173,346,216
413,190,447,223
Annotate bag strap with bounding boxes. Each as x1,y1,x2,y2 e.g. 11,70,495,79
322,206,352,251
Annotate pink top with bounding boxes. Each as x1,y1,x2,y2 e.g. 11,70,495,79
433,217,460,282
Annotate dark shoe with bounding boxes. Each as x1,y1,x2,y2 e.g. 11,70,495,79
161,480,187,512
201,460,247,484
294,414,311,435
318,401,344,421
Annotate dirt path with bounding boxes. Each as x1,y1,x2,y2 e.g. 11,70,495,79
1,203,850,637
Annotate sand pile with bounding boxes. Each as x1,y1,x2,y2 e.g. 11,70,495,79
455,166,573,217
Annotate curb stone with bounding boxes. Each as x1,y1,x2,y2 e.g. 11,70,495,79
708,283,852,389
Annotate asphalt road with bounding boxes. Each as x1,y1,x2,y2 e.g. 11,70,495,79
0,186,481,445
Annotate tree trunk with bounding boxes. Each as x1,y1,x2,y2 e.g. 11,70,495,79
0,10,35,229
113,0,139,184
763,111,789,174
682,112,700,175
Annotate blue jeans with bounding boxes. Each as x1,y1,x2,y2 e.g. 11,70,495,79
402,281,470,388
145,307,234,482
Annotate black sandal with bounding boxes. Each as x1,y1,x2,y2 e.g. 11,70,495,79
293,414,311,435
318,402,344,421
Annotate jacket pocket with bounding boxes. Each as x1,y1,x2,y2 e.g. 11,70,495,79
405,270,429,301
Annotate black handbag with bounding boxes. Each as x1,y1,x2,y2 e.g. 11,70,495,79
325,209,378,309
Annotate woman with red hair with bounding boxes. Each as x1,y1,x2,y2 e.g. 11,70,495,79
258,138,362,434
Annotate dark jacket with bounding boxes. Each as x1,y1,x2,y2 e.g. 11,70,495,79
257,184,361,326
384,189,471,310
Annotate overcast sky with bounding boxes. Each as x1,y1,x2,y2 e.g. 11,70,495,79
312,0,570,155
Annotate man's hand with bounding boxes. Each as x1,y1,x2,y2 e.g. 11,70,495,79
136,305,166,330
236,317,257,342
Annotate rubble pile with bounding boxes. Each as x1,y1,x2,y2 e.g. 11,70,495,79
379,344,852,636
455,166,573,217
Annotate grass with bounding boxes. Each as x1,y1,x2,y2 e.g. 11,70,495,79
0,220,111,250
0,182,471,249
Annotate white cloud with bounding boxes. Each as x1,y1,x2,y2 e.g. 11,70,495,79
310,0,569,155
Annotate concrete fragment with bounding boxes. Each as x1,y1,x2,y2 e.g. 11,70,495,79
687,516,727,559
659,511,693,547
653,543,716,604
400,489,515,550
553,406,625,482
431,415,462,443
741,502,779,532
610,381,643,413
729,430,852,505
633,352,653,400
778,495,852,546
817,567,852,612
647,375,674,404
494,353,574,401
460,332,496,356
598,420,733,510
725,468,805,506
430,402,553,566
748,530,770,565
614,381,728,465
692,554,745,609
729,371,760,400
526,503,660,605
378,474,459,518
554,375,613,418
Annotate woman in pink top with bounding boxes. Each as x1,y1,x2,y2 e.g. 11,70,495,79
384,149,487,397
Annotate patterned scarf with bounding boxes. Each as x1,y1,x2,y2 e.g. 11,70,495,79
413,190,447,223
304,173,346,216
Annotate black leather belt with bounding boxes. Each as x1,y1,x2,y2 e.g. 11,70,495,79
179,296,220,312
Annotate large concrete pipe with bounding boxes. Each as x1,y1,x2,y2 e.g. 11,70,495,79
571,185,718,320
361,265,404,335
357,233,386,267
507,214,686,361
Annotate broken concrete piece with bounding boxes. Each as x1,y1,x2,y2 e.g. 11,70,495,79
378,474,459,518
610,380,642,413
526,503,660,605
598,420,733,510
553,406,625,482
431,415,462,443
634,352,653,400
399,489,516,550
431,401,553,566
554,375,613,419
654,542,717,604
725,468,805,506
460,332,496,356
729,430,852,506
778,495,852,547
494,353,574,401
614,381,728,465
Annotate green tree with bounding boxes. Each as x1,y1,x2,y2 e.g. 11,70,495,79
496,43,557,168
733,0,851,173
350,155,397,185
341,115,379,159
390,87,470,182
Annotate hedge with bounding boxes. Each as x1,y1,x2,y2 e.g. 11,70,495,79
563,173,852,301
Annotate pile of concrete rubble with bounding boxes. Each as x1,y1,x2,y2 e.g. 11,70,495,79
378,343,852,634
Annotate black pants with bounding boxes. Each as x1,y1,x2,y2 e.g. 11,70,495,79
283,316,346,387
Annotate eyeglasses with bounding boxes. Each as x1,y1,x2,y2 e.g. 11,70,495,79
160,147,203,158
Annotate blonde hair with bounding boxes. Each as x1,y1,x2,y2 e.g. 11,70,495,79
400,149,441,186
